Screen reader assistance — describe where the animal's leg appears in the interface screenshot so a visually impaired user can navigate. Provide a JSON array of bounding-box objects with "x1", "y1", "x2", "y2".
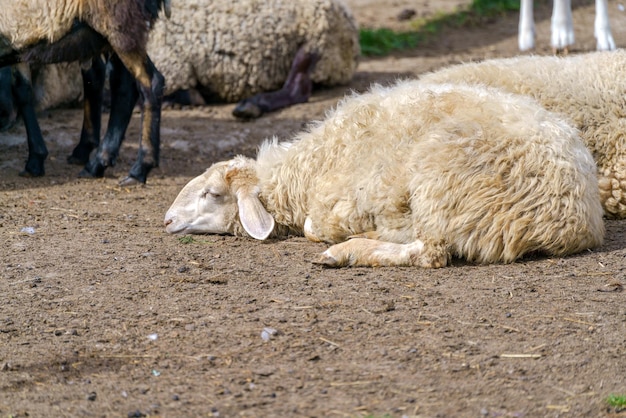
[
  {"x1": 0, "y1": 67, "x2": 17, "y2": 130},
  {"x1": 113, "y1": 53, "x2": 164, "y2": 185},
  {"x1": 594, "y1": 0, "x2": 615, "y2": 51},
  {"x1": 232, "y1": 46, "x2": 320, "y2": 119},
  {"x1": 12, "y1": 65, "x2": 48, "y2": 177},
  {"x1": 316, "y1": 238, "x2": 450, "y2": 268},
  {"x1": 80, "y1": 55, "x2": 138, "y2": 178},
  {"x1": 551, "y1": 0, "x2": 575, "y2": 52},
  {"x1": 68, "y1": 56, "x2": 106, "y2": 165},
  {"x1": 518, "y1": 0, "x2": 535, "y2": 51}
]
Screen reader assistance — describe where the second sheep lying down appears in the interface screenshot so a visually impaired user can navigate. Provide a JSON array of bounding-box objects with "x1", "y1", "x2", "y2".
[
  {"x1": 419, "y1": 50, "x2": 626, "y2": 218},
  {"x1": 149, "y1": 0, "x2": 360, "y2": 117},
  {"x1": 164, "y1": 81, "x2": 604, "y2": 268}
]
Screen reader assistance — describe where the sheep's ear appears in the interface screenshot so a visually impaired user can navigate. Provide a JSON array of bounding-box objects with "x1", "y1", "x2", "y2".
[{"x1": 237, "y1": 191, "x2": 275, "y2": 240}]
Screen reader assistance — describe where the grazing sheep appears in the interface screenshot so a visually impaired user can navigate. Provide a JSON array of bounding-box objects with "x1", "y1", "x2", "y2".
[
  {"x1": 519, "y1": 0, "x2": 614, "y2": 51},
  {"x1": 0, "y1": 0, "x2": 170, "y2": 184},
  {"x1": 164, "y1": 81, "x2": 604, "y2": 268},
  {"x1": 419, "y1": 50, "x2": 626, "y2": 218}
]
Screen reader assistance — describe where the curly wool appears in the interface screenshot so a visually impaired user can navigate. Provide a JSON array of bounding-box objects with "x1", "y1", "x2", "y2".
[
  {"x1": 253, "y1": 81, "x2": 604, "y2": 264},
  {"x1": 419, "y1": 50, "x2": 626, "y2": 218},
  {"x1": 0, "y1": 0, "x2": 81, "y2": 50},
  {"x1": 147, "y1": 0, "x2": 360, "y2": 101}
]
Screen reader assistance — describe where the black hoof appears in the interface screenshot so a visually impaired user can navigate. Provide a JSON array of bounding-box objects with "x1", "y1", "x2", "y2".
[
  {"x1": 232, "y1": 101, "x2": 263, "y2": 119},
  {"x1": 119, "y1": 176, "x2": 144, "y2": 187},
  {"x1": 19, "y1": 168, "x2": 44, "y2": 177},
  {"x1": 20, "y1": 157, "x2": 46, "y2": 177},
  {"x1": 79, "y1": 160, "x2": 107, "y2": 178}
]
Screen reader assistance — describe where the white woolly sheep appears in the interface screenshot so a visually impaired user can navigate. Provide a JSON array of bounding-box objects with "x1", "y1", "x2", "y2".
[
  {"x1": 163, "y1": 81, "x2": 604, "y2": 268},
  {"x1": 419, "y1": 50, "x2": 626, "y2": 219},
  {"x1": 147, "y1": 0, "x2": 360, "y2": 117},
  {"x1": 519, "y1": 0, "x2": 614, "y2": 51},
  {"x1": 0, "y1": 0, "x2": 170, "y2": 183}
]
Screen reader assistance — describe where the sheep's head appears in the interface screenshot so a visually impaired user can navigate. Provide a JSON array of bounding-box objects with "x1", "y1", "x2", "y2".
[{"x1": 164, "y1": 156, "x2": 275, "y2": 239}]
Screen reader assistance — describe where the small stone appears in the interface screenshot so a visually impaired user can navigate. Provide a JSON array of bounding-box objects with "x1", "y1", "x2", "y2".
[
  {"x1": 261, "y1": 327, "x2": 278, "y2": 341},
  {"x1": 87, "y1": 392, "x2": 97, "y2": 401}
]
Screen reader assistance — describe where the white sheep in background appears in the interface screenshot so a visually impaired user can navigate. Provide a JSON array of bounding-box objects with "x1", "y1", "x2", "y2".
[
  {"x1": 419, "y1": 50, "x2": 626, "y2": 218},
  {"x1": 148, "y1": 0, "x2": 360, "y2": 117},
  {"x1": 164, "y1": 81, "x2": 604, "y2": 268},
  {"x1": 519, "y1": 0, "x2": 615, "y2": 51},
  {"x1": 31, "y1": 63, "x2": 83, "y2": 111}
]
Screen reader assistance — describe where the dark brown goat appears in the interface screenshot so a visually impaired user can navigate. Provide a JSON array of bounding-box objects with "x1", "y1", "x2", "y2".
[{"x1": 0, "y1": 0, "x2": 171, "y2": 184}]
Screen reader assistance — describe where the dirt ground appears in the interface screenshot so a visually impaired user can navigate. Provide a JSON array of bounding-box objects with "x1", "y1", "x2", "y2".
[{"x1": 2, "y1": 1, "x2": 626, "y2": 417}]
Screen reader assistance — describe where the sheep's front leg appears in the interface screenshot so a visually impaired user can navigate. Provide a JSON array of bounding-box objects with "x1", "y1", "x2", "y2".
[
  {"x1": 232, "y1": 46, "x2": 320, "y2": 118},
  {"x1": 316, "y1": 238, "x2": 450, "y2": 268}
]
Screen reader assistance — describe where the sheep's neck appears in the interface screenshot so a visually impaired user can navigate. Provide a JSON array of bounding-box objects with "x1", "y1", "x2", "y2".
[{"x1": 258, "y1": 162, "x2": 312, "y2": 237}]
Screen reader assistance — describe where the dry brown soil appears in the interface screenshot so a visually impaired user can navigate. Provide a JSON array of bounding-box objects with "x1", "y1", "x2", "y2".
[{"x1": 2, "y1": 1, "x2": 626, "y2": 417}]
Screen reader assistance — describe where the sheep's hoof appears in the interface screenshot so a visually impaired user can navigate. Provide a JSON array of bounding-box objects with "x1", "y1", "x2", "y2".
[
  {"x1": 119, "y1": 176, "x2": 144, "y2": 187},
  {"x1": 232, "y1": 101, "x2": 263, "y2": 119},
  {"x1": 19, "y1": 168, "x2": 44, "y2": 178},
  {"x1": 313, "y1": 253, "x2": 343, "y2": 268},
  {"x1": 78, "y1": 161, "x2": 106, "y2": 178},
  {"x1": 19, "y1": 156, "x2": 46, "y2": 177}
]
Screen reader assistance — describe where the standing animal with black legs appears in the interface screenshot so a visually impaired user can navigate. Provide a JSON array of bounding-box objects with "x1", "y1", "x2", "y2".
[{"x1": 0, "y1": 0, "x2": 170, "y2": 184}]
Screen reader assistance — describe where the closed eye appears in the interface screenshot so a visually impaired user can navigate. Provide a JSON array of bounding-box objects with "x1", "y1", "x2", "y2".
[{"x1": 202, "y1": 189, "x2": 222, "y2": 199}]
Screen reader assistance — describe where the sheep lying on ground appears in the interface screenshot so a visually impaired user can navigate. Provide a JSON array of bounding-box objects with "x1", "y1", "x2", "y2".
[
  {"x1": 419, "y1": 50, "x2": 626, "y2": 218},
  {"x1": 519, "y1": 0, "x2": 614, "y2": 51},
  {"x1": 0, "y1": 0, "x2": 170, "y2": 184},
  {"x1": 164, "y1": 81, "x2": 604, "y2": 268},
  {"x1": 146, "y1": 0, "x2": 360, "y2": 118},
  {"x1": 31, "y1": 63, "x2": 83, "y2": 111}
]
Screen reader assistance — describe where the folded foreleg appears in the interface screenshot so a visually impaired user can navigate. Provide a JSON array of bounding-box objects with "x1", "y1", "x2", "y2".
[{"x1": 317, "y1": 238, "x2": 450, "y2": 268}]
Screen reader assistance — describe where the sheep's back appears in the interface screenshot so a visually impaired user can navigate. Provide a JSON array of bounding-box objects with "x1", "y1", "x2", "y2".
[
  {"x1": 420, "y1": 50, "x2": 626, "y2": 218},
  {"x1": 148, "y1": 0, "x2": 360, "y2": 100},
  {"x1": 261, "y1": 81, "x2": 604, "y2": 263}
]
